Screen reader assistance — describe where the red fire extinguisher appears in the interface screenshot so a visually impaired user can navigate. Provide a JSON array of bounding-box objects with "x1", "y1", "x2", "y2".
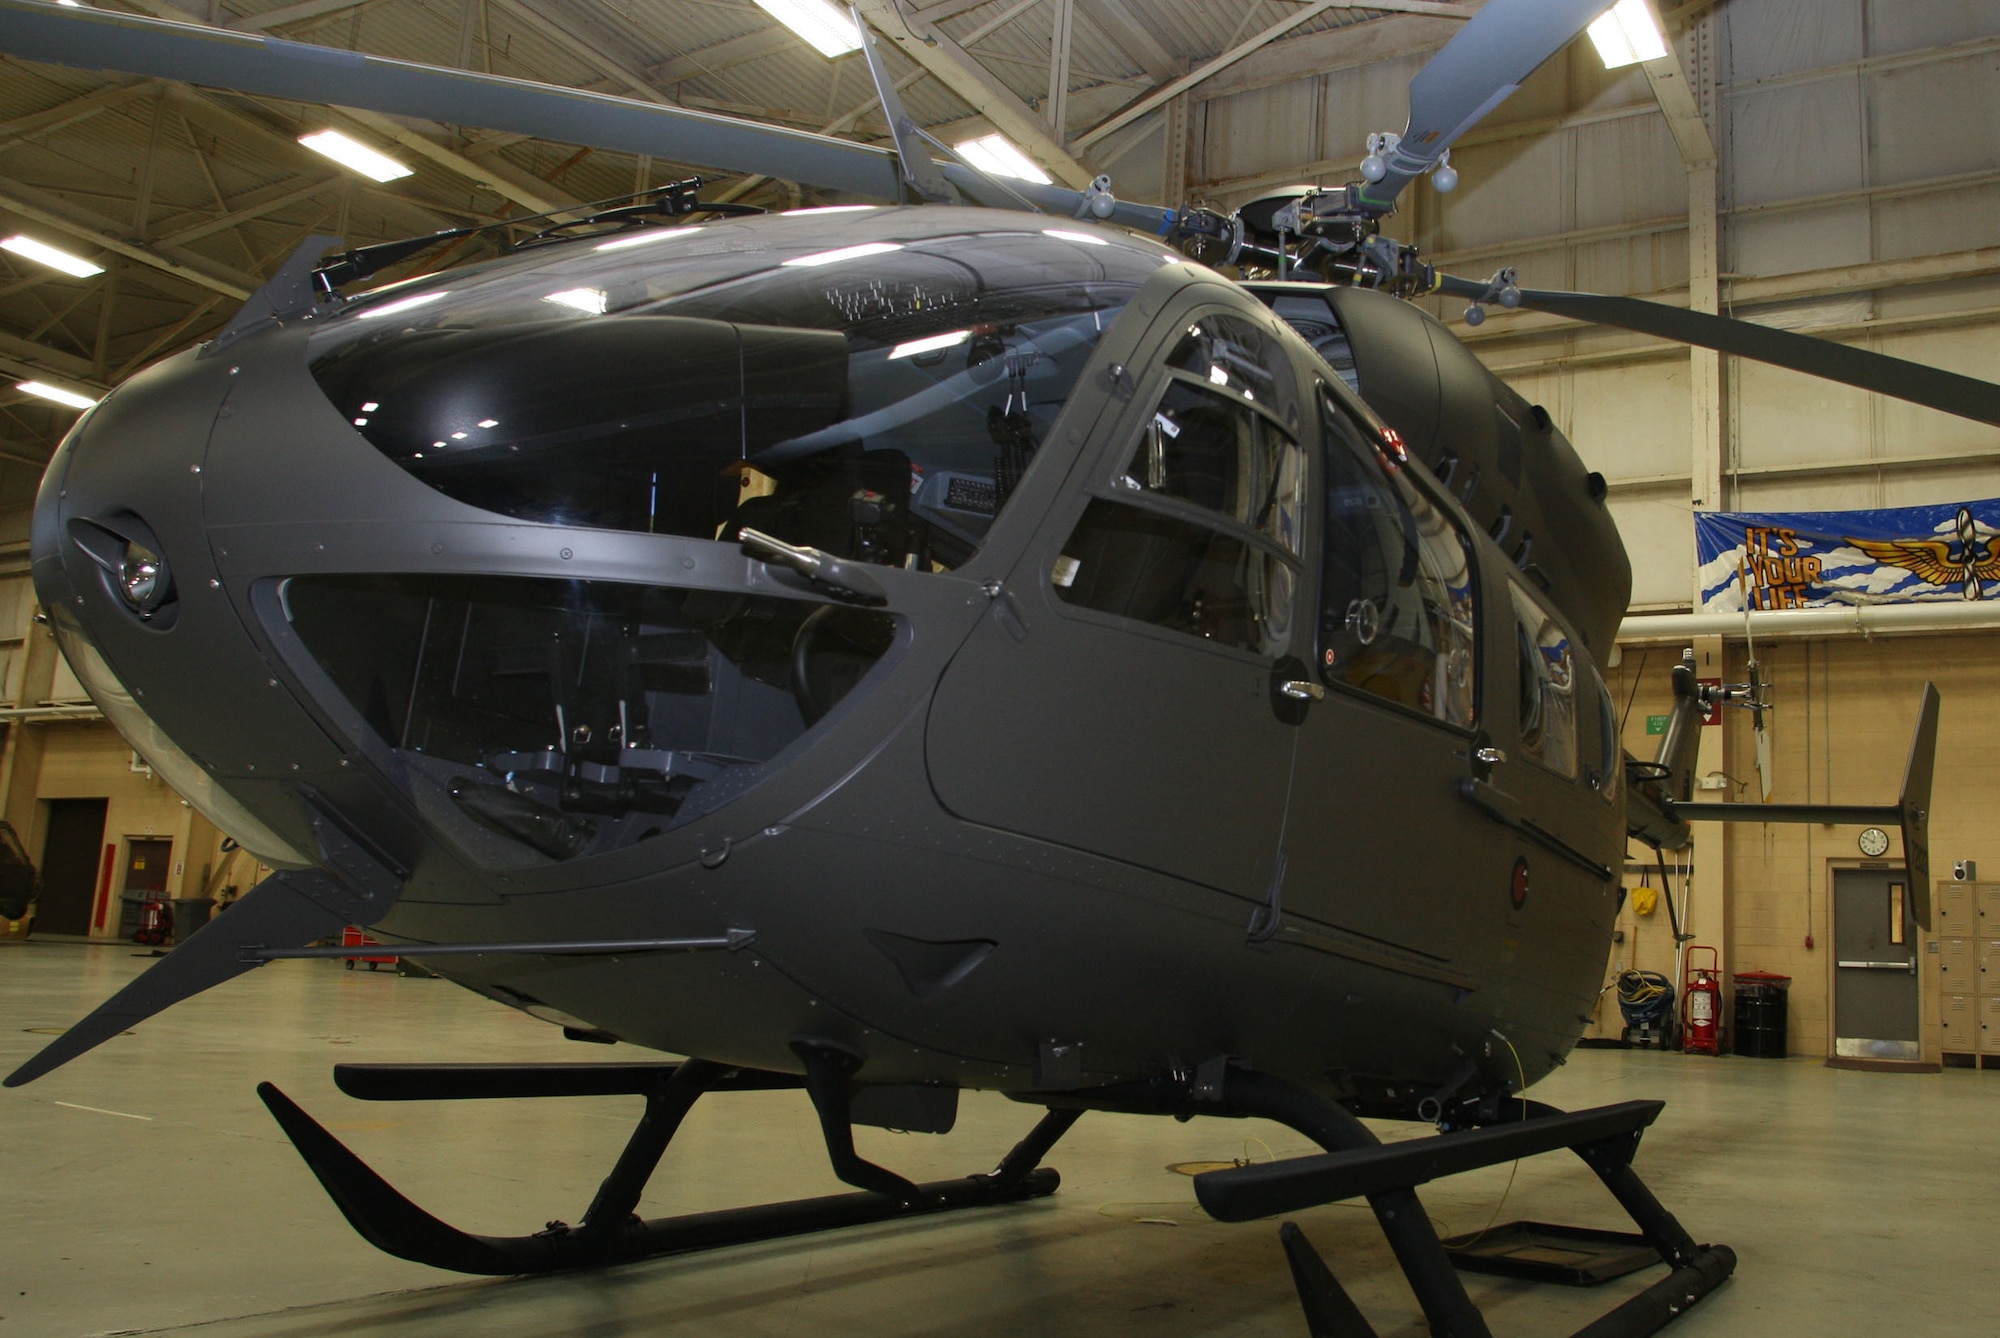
[{"x1": 1682, "y1": 945, "x2": 1721, "y2": 1055}]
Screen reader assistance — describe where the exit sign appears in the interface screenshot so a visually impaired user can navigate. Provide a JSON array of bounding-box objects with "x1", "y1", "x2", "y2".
[{"x1": 1645, "y1": 714, "x2": 1669, "y2": 734}]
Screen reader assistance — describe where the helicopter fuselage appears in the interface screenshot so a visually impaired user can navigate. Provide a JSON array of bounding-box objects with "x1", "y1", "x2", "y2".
[{"x1": 34, "y1": 207, "x2": 1629, "y2": 1114}]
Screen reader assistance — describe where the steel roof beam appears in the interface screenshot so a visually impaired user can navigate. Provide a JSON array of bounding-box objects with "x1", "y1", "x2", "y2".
[
  {"x1": 1077, "y1": 1, "x2": 1479, "y2": 149},
  {"x1": 0, "y1": 328, "x2": 98, "y2": 384},
  {"x1": 0, "y1": 178, "x2": 253, "y2": 299},
  {"x1": 852, "y1": 0, "x2": 1094, "y2": 188}
]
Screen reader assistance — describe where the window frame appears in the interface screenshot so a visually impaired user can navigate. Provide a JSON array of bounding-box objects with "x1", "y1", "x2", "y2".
[
  {"x1": 1507, "y1": 574, "x2": 1582, "y2": 780},
  {"x1": 1044, "y1": 301, "x2": 1310, "y2": 663},
  {"x1": 1311, "y1": 380, "x2": 1482, "y2": 737}
]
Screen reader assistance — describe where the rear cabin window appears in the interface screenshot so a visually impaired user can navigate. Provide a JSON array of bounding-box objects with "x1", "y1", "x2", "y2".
[
  {"x1": 1317, "y1": 389, "x2": 1476, "y2": 727},
  {"x1": 1511, "y1": 580, "x2": 1577, "y2": 776}
]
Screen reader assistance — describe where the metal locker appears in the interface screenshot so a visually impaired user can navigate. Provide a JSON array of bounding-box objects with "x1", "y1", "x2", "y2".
[
  {"x1": 1979, "y1": 939, "x2": 2000, "y2": 996},
  {"x1": 1941, "y1": 993, "x2": 1975, "y2": 1052},
  {"x1": 1975, "y1": 882, "x2": 2000, "y2": 928},
  {"x1": 1981, "y1": 995, "x2": 2000, "y2": 1055},
  {"x1": 1936, "y1": 880, "x2": 1976, "y2": 933},
  {"x1": 1939, "y1": 937, "x2": 1975, "y2": 993}
]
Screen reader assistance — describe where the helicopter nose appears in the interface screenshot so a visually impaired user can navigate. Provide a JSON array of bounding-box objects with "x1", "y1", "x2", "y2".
[{"x1": 33, "y1": 348, "x2": 343, "y2": 867}]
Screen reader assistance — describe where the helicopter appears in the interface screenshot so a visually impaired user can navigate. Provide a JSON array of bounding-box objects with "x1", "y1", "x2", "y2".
[{"x1": 0, "y1": 0, "x2": 1968, "y2": 1333}]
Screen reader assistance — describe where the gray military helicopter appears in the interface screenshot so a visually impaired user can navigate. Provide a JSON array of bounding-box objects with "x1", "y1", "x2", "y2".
[{"x1": 0, "y1": 1, "x2": 1966, "y2": 1333}]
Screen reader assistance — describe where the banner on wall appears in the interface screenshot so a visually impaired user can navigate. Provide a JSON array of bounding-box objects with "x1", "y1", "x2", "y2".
[{"x1": 1694, "y1": 497, "x2": 2000, "y2": 612}]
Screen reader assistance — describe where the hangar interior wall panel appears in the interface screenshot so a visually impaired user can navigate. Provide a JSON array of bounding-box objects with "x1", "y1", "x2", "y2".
[{"x1": 1600, "y1": 633, "x2": 2000, "y2": 1057}]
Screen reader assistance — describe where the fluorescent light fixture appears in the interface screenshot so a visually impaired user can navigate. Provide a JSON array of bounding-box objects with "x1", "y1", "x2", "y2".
[
  {"x1": 16, "y1": 380, "x2": 97, "y2": 410},
  {"x1": 1, "y1": 234, "x2": 103, "y2": 278},
  {"x1": 298, "y1": 129, "x2": 413, "y2": 182},
  {"x1": 782, "y1": 241, "x2": 903, "y2": 268},
  {"x1": 357, "y1": 291, "x2": 447, "y2": 320},
  {"x1": 783, "y1": 205, "x2": 878, "y2": 215},
  {"x1": 889, "y1": 330, "x2": 970, "y2": 360},
  {"x1": 753, "y1": 0, "x2": 861, "y2": 58},
  {"x1": 955, "y1": 134, "x2": 1052, "y2": 185},
  {"x1": 543, "y1": 287, "x2": 608, "y2": 313},
  {"x1": 1044, "y1": 228, "x2": 1108, "y2": 247},
  {"x1": 595, "y1": 225, "x2": 702, "y2": 252},
  {"x1": 1588, "y1": 0, "x2": 1667, "y2": 68}
]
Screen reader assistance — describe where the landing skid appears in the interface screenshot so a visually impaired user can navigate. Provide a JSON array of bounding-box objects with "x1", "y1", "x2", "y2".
[
  {"x1": 263, "y1": 1056, "x2": 1731, "y2": 1335},
  {"x1": 1033, "y1": 1073, "x2": 1734, "y2": 1338},
  {"x1": 257, "y1": 1054, "x2": 1075, "y2": 1276}
]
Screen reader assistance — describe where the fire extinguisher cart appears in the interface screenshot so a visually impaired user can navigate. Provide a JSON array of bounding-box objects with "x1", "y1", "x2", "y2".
[
  {"x1": 1682, "y1": 945, "x2": 1723, "y2": 1055},
  {"x1": 340, "y1": 925, "x2": 397, "y2": 970}
]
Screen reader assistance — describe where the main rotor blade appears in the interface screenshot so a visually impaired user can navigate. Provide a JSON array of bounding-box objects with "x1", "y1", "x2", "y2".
[
  {"x1": 0, "y1": 0, "x2": 902, "y2": 199},
  {"x1": 1359, "y1": 0, "x2": 1614, "y2": 213},
  {"x1": 1440, "y1": 276, "x2": 2000, "y2": 430}
]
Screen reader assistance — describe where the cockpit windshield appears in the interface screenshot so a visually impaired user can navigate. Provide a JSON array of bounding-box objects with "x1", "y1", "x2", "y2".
[{"x1": 306, "y1": 209, "x2": 1175, "y2": 570}]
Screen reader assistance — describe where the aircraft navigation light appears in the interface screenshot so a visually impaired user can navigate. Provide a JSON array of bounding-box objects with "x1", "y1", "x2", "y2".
[
  {"x1": 954, "y1": 134, "x2": 1053, "y2": 185},
  {"x1": 297, "y1": 129, "x2": 414, "y2": 182},
  {"x1": 752, "y1": 0, "x2": 861, "y2": 58},
  {"x1": 781, "y1": 242, "x2": 903, "y2": 268},
  {"x1": 594, "y1": 225, "x2": 703, "y2": 252},
  {"x1": 356, "y1": 291, "x2": 448, "y2": 320},
  {"x1": 889, "y1": 330, "x2": 971, "y2": 360},
  {"x1": 1588, "y1": 0, "x2": 1667, "y2": 68},
  {"x1": 544, "y1": 287, "x2": 608, "y2": 313},
  {"x1": 1, "y1": 235, "x2": 103, "y2": 278},
  {"x1": 15, "y1": 380, "x2": 97, "y2": 410}
]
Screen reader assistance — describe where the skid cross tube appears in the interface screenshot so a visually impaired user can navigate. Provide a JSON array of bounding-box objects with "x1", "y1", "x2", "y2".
[{"x1": 258, "y1": 1058, "x2": 1075, "y2": 1275}]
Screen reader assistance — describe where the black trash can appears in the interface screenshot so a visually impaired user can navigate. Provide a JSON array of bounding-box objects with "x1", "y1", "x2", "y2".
[
  {"x1": 170, "y1": 897, "x2": 215, "y2": 941},
  {"x1": 1732, "y1": 971, "x2": 1791, "y2": 1058}
]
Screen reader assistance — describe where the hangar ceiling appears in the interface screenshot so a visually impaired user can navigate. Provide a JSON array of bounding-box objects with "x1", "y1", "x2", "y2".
[{"x1": 0, "y1": 0, "x2": 1483, "y2": 469}]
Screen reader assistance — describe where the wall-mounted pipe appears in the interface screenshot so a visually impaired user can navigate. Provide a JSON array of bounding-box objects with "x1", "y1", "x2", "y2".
[{"x1": 1619, "y1": 599, "x2": 2000, "y2": 644}]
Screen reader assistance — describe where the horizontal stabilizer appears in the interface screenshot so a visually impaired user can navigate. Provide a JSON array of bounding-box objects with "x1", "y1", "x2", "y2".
[
  {"x1": 5, "y1": 868, "x2": 380, "y2": 1087},
  {"x1": 1673, "y1": 682, "x2": 1940, "y2": 928}
]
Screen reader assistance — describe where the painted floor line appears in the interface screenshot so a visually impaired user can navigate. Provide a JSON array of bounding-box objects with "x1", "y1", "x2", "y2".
[{"x1": 54, "y1": 1099, "x2": 153, "y2": 1120}]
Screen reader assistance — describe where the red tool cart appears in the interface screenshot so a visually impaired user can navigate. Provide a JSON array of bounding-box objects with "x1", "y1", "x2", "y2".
[{"x1": 341, "y1": 925, "x2": 397, "y2": 970}]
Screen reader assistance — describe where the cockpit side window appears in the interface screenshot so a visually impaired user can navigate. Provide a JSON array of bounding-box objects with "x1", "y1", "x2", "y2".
[
  {"x1": 1052, "y1": 308, "x2": 1304, "y2": 659},
  {"x1": 1318, "y1": 388, "x2": 1476, "y2": 728}
]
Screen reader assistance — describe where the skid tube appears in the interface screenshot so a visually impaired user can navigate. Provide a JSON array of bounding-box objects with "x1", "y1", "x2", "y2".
[
  {"x1": 258, "y1": 1056, "x2": 1077, "y2": 1275},
  {"x1": 1032, "y1": 1070, "x2": 1733, "y2": 1338}
]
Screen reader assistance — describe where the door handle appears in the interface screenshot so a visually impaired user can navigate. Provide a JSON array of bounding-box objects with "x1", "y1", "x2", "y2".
[
  {"x1": 1279, "y1": 680, "x2": 1325, "y2": 701},
  {"x1": 1835, "y1": 960, "x2": 1914, "y2": 970}
]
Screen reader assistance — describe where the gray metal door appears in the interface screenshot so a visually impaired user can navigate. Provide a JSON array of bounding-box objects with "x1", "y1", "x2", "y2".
[{"x1": 1833, "y1": 866, "x2": 1921, "y2": 1060}]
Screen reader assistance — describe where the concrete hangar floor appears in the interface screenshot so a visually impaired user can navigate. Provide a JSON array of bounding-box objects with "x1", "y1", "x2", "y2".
[{"x1": 2, "y1": 939, "x2": 1990, "y2": 1338}]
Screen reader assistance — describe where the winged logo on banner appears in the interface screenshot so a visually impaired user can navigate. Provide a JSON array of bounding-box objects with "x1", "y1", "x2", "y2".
[{"x1": 1846, "y1": 506, "x2": 2000, "y2": 600}]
